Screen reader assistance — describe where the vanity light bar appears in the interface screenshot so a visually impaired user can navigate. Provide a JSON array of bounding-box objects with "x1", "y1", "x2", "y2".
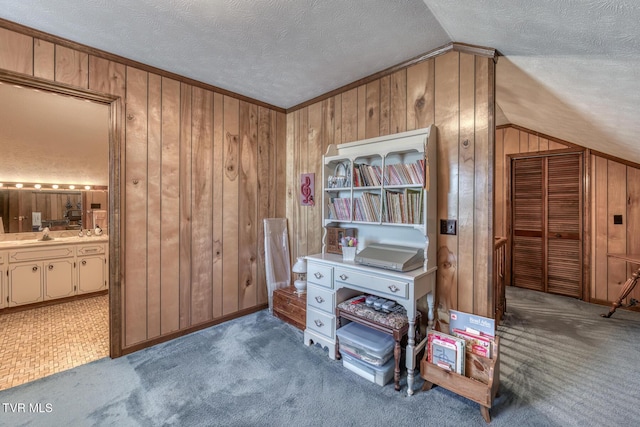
[{"x1": 0, "y1": 182, "x2": 107, "y2": 191}]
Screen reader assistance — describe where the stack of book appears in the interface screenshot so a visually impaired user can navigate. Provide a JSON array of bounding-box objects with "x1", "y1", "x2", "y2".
[
  {"x1": 353, "y1": 163, "x2": 383, "y2": 187},
  {"x1": 382, "y1": 188, "x2": 423, "y2": 224},
  {"x1": 384, "y1": 159, "x2": 425, "y2": 186},
  {"x1": 353, "y1": 192, "x2": 381, "y2": 222},
  {"x1": 327, "y1": 197, "x2": 351, "y2": 221}
]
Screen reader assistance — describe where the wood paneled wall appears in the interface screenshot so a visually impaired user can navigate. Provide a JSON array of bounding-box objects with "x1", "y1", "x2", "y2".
[
  {"x1": 591, "y1": 155, "x2": 640, "y2": 306},
  {"x1": 0, "y1": 24, "x2": 287, "y2": 351},
  {"x1": 286, "y1": 50, "x2": 496, "y2": 319},
  {"x1": 496, "y1": 124, "x2": 640, "y2": 307}
]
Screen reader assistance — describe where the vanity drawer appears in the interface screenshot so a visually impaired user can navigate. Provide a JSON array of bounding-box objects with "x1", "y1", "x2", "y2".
[
  {"x1": 77, "y1": 244, "x2": 107, "y2": 256},
  {"x1": 9, "y1": 246, "x2": 74, "y2": 263},
  {"x1": 307, "y1": 262, "x2": 333, "y2": 289},
  {"x1": 334, "y1": 267, "x2": 409, "y2": 300},
  {"x1": 307, "y1": 285, "x2": 335, "y2": 314},
  {"x1": 306, "y1": 307, "x2": 335, "y2": 339}
]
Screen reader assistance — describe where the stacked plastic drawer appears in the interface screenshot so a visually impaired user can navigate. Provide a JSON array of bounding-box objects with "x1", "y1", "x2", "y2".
[{"x1": 336, "y1": 322, "x2": 395, "y2": 386}]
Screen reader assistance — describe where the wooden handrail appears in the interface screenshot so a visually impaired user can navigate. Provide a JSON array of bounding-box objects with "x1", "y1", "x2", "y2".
[{"x1": 494, "y1": 237, "x2": 507, "y2": 322}]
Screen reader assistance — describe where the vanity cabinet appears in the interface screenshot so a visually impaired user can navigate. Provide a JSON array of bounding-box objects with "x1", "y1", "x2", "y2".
[
  {"x1": 1, "y1": 238, "x2": 108, "y2": 309},
  {"x1": 7, "y1": 245, "x2": 75, "y2": 306},
  {"x1": 77, "y1": 243, "x2": 107, "y2": 294}
]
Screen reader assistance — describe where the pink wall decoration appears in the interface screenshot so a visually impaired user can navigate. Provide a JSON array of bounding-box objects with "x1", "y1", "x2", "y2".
[{"x1": 300, "y1": 173, "x2": 315, "y2": 206}]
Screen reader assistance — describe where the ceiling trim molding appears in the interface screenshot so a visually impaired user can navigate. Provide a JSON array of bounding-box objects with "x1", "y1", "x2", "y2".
[
  {"x1": 498, "y1": 123, "x2": 640, "y2": 170},
  {"x1": 0, "y1": 18, "x2": 286, "y2": 113},
  {"x1": 287, "y1": 42, "x2": 496, "y2": 113}
]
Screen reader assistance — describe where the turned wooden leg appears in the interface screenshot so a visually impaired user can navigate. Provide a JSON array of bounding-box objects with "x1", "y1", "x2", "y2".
[
  {"x1": 602, "y1": 267, "x2": 640, "y2": 318},
  {"x1": 394, "y1": 340, "x2": 401, "y2": 391}
]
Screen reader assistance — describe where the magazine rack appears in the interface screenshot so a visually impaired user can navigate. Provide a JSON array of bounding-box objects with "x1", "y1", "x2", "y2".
[{"x1": 420, "y1": 337, "x2": 500, "y2": 423}]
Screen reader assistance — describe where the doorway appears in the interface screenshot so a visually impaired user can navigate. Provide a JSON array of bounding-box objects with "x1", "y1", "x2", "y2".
[
  {"x1": 510, "y1": 152, "x2": 584, "y2": 298},
  {"x1": 0, "y1": 70, "x2": 122, "y2": 389}
]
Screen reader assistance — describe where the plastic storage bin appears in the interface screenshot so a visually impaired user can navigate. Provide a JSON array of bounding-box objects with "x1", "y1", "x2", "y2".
[
  {"x1": 336, "y1": 322, "x2": 395, "y2": 366},
  {"x1": 342, "y1": 353, "x2": 395, "y2": 386}
]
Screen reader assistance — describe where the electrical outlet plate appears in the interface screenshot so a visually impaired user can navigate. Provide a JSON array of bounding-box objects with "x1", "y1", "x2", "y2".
[{"x1": 440, "y1": 219, "x2": 457, "y2": 235}]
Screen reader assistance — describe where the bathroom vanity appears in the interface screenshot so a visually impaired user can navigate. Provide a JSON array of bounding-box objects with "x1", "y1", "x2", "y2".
[{"x1": 0, "y1": 235, "x2": 108, "y2": 309}]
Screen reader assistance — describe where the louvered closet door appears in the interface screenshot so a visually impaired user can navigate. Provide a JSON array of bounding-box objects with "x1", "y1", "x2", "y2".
[
  {"x1": 547, "y1": 155, "x2": 582, "y2": 297},
  {"x1": 512, "y1": 157, "x2": 545, "y2": 292},
  {"x1": 511, "y1": 153, "x2": 583, "y2": 298}
]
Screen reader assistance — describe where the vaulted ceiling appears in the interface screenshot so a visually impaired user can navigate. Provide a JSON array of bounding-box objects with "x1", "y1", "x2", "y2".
[{"x1": 1, "y1": 0, "x2": 638, "y2": 162}]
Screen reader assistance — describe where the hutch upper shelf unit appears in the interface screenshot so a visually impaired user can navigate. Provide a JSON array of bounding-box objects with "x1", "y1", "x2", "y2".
[{"x1": 322, "y1": 125, "x2": 437, "y2": 262}]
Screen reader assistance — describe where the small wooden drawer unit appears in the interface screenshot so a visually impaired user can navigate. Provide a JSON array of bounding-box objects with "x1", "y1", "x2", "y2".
[{"x1": 272, "y1": 285, "x2": 306, "y2": 330}]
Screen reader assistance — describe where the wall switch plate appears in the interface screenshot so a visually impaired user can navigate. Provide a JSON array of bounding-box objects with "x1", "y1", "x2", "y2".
[{"x1": 440, "y1": 219, "x2": 457, "y2": 235}]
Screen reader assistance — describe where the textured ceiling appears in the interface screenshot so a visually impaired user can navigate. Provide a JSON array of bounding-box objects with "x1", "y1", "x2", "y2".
[{"x1": 0, "y1": 0, "x2": 639, "y2": 162}]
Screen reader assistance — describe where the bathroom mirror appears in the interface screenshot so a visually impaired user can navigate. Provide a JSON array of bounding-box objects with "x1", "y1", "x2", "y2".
[
  {"x1": 0, "y1": 75, "x2": 109, "y2": 234},
  {"x1": 0, "y1": 188, "x2": 108, "y2": 233}
]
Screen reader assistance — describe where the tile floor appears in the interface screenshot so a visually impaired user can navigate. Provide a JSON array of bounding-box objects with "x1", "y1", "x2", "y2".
[{"x1": 0, "y1": 294, "x2": 109, "y2": 391}]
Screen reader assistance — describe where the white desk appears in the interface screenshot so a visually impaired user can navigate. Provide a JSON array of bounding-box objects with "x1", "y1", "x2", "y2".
[{"x1": 303, "y1": 253, "x2": 436, "y2": 396}]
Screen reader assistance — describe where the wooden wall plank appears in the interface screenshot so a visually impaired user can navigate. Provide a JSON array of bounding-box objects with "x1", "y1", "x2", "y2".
[
  {"x1": 341, "y1": 88, "x2": 358, "y2": 143},
  {"x1": 257, "y1": 106, "x2": 272, "y2": 306},
  {"x1": 495, "y1": 128, "x2": 505, "y2": 238},
  {"x1": 527, "y1": 133, "x2": 539, "y2": 152},
  {"x1": 146, "y1": 73, "x2": 162, "y2": 338},
  {"x1": 275, "y1": 111, "x2": 287, "y2": 219},
  {"x1": 379, "y1": 75, "x2": 390, "y2": 136},
  {"x1": 88, "y1": 56, "x2": 126, "y2": 96},
  {"x1": 285, "y1": 111, "x2": 296, "y2": 258},
  {"x1": 365, "y1": 80, "x2": 380, "y2": 139},
  {"x1": 238, "y1": 101, "x2": 258, "y2": 310},
  {"x1": 222, "y1": 95, "x2": 240, "y2": 315},
  {"x1": 191, "y1": 87, "x2": 214, "y2": 323},
  {"x1": 457, "y1": 53, "x2": 474, "y2": 314},
  {"x1": 549, "y1": 140, "x2": 567, "y2": 150},
  {"x1": 539, "y1": 137, "x2": 549, "y2": 151},
  {"x1": 0, "y1": 28, "x2": 33, "y2": 74},
  {"x1": 626, "y1": 166, "x2": 640, "y2": 301},
  {"x1": 357, "y1": 85, "x2": 366, "y2": 140},
  {"x1": 179, "y1": 83, "x2": 193, "y2": 328},
  {"x1": 333, "y1": 94, "x2": 342, "y2": 145},
  {"x1": 434, "y1": 52, "x2": 459, "y2": 316},
  {"x1": 124, "y1": 66, "x2": 149, "y2": 346},
  {"x1": 607, "y1": 160, "x2": 627, "y2": 302},
  {"x1": 160, "y1": 77, "x2": 181, "y2": 334},
  {"x1": 307, "y1": 102, "x2": 323, "y2": 256},
  {"x1": 390, "y1": 70, "x2": 407, "y2": 134},
  {"x1": 296, "y1": 108, "x2": 309, "y2": 258},
  {"x1": 406, "y1": 59, "x2": 435, "y2": 130},
  {"x1": 33, "y1": 39, "x2": 54, "y2": 80},
  {"x1": 212, "y1": 93, "x2": 224, "y2": 318},
  {"x1": 473, "y1": 56, "x2": 493, "y2": 317},
  {"x1": 592, "y1": 155, "x2": 606, "y2": 300},
  {"x1": 55, "y1": 45, "x2": 88, "y2": 88}
]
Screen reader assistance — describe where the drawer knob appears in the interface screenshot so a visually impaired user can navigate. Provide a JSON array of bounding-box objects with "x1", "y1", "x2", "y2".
[
  {"x1": 48, "y1": 264, "x2": 54, "y2": 270},
  {"x1": 339, "y1": 274, "x2": 348, "y2": 280},
  {"x1": 82, "y1": 260, "x2": 87, "y2": 266},
  {"x1": 315, "y1": 296, "x2": 325, "y2": 303},
  {"x1": 32, "y1": 266, "x2": 38, "y2": 272},
  {"x1": 314, "y1": 319, "x2": 324, "y2": 328},
  {"x1": 388, "y1": 284, "x2": 399, "y2": 292},
  {"x1": 314, "y1": 272, "x2": 323, "y2": 279}
]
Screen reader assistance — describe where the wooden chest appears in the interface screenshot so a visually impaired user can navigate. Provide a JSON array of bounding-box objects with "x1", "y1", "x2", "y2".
[{"x1": 273, "y1": 286, "x2": 306, "y2": 330}]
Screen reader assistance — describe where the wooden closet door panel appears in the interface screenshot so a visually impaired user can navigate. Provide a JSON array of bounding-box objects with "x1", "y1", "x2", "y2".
[
  {"x1": 547, "y1": 154, "x2": 582, "y2": 297},
  {"x1": 512, "y1": 157, "x2": 544, "y2": 291}
]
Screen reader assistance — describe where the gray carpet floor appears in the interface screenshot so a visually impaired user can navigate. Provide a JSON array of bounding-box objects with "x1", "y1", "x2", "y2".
[{"x1": 1, "y1": 286, "x2": 639, "y2": 426}]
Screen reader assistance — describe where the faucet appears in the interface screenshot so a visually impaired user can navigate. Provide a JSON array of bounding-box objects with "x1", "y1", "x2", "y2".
[{"x1": 41, "y1": 227, "x2": 52, "y2": 241}]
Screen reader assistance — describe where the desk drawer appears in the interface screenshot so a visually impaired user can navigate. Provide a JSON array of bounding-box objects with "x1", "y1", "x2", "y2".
[
  {"x1": 307, "y1": 285, "x2": 335, "y2": 314},
  {"x1": 334, "y1": 267, "x2": 408, "y2": 300},
  {"x1": 306, "y1": 307, "x2": 335, "y2": 339},
  {"x1": 307, "y1": 262, "x2": 333, "y2": 289}
]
